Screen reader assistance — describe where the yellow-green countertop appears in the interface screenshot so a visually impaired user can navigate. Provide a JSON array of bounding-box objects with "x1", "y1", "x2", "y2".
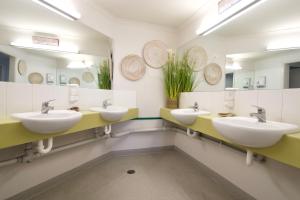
[
  {"x1": 160, "y1": 108, "x2": 300, "y2": 169},
  {"x1": 0, "y1": 108, "x2": 139, "y2": 149}
]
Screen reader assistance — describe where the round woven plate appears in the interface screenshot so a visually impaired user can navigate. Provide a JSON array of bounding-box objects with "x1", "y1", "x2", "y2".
[
  {"x1": 143, "y1": 40, "x2": 168, "y2": 69},
  {"x1": 69, "y1": 77, "x2": 81, "y2": 85},
  {"x1": 204, "y1": 63, "x2": 222, "y2": 85},
  {"x1": 121, "y1": 54, "x2": 146, "y2": 81},
  {"x1": 18, "y1": 60, "x2": 27, "y2": 76},
  {"x1": 187, "y1": 46, "x2": 208, "y2": 71},
  {"x1": 82, "y1": 71, "x2": 95, "y2": 83},
  {"x1": 28, "y1": 72, "x2": 43, "y2": 84}
]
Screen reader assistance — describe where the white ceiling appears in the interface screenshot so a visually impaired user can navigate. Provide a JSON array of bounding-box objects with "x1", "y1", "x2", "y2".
[
  {"x1": 90, "y1": 0, "x2": 209, "y2": 27},
  {"x1": 213, "y1": 0, "x2": 300, "y2": 37}
]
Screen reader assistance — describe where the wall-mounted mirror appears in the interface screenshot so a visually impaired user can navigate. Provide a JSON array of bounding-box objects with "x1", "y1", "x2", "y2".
[
  {"x1": 0, "y1": 0, "x2": 112, "y2": 89},
  {"x1": 225, "y1": 49, "x2": 300, "y2": 90}
]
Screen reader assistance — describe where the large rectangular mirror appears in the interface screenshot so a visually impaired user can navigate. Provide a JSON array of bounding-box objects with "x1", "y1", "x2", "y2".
[
  {"x1": 225, "y1": 49, "x2": 300, "y2": 90},
  {"x1": 0, "y1": 0, "x2": 112, "y2": 89}
]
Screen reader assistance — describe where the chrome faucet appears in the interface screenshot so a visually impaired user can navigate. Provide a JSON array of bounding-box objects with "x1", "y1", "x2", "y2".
[
  {"x1": 250, "y1": 105, "x2": 266, "y2": 123},
  {"x1": 41, "y1": 99, "x2": 55, "y2": 114},
  {"x1": 102, "y1": 99, "x2": 112, "y2": 109},
  {"x1": 192, "y1": 102, "x2": 199, "y2": 112}
]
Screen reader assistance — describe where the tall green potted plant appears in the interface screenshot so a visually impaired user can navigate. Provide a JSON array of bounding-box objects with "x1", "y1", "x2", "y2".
[
  {"x1": 98, "y1": 60, "x2": 112, "y2": 89},
  {"x1": 163, "y1": 53, "x2": 181, "y2": 108},
  {"x1": 163, "y1": 51, "x2": 196, "y2": 109}
]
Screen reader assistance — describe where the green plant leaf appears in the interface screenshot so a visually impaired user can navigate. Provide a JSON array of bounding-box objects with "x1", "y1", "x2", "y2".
[
  {"x1": 162, "y1": 51, "x2": 197, "y2": 99},
  {"x1": 98, "y1": 59, "x2": 111, "y2": 89}
]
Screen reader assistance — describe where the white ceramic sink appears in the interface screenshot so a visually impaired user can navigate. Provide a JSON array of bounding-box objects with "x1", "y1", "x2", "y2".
[
  {"x1": 90, "y1": 106, "x2": 128, "y2": 122},
  {"x1": 13, "y1": 110, "x2": 82, "y2": 134},
  {"x1": 212, "y1": 117, "x2": 298, "y2": 148},
  {"x1": 171, "y1": 108, "x2": 210, "y2": 125}
]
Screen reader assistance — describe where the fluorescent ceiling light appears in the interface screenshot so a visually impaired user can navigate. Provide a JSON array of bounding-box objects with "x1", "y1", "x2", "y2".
[
  {"x1": 10, "y1": 40, "x2": 79, "y2": 54},
  {"x1": 226, "y1": 62, "x2": 242, "y2": 70},
  {"x1": 32, "y1": 0, "x2": 81, "y2": 21},
  {"x1": 266, "y1": 40, "x2": 300, "y2": 51},
  {"x1": 67, "y1": 61, "x2": 92, "y2": 69},
  {"x1": 197, "y1": 0, "x2": 267, "y2": 36}
]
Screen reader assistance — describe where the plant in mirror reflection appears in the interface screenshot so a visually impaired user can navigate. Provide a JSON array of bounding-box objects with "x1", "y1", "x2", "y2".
[
  {"x1": 98, "y1": 59, "x2": 111, "y2": 89},
  {"x1": 163, "y1": 51, "x2": 197, "y2": 108}
]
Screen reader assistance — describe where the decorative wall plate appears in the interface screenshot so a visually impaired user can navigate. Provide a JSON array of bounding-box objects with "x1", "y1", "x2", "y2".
[
  {"x1": 143, "y1": 40, "x2": 168, "y2": 69},
  {"x1": 121, "y1": 54, "x2": 146, "y2": 81},
  {"x1": 204, "y1": 63, "x2": 222, "y2": 85},
  {"x1": 187, "y1": 46, "x2": 208, "y2": 71},
  {"x1": 28, "y1": 72, "x2": 43, "y2": 84},
  {"x1": 18, "y1": 60, "x2": 27, "y2": 76},
  {"x1": 82, "y1": 71, "x2": 95, "y2": 83},
  {"x1": 69, "y1": 77, "x2": 80, "y2": 85}
]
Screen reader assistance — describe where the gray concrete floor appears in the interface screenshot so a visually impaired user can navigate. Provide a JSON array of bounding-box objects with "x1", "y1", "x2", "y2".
[{"x1": 29, "y1": 150, "x2": 254, "y2": 200}]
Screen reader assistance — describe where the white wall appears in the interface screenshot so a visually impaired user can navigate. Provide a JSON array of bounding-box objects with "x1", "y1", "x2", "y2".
[
  {"x1": 178, "y1": 36, "x2": 227, "y2": 92},
  {"x1": 111, "y1": 19, "x2": 177, "y2": 117},
  {"x1": 72, "y1": 1, "x2": 178, "y2": 118}
]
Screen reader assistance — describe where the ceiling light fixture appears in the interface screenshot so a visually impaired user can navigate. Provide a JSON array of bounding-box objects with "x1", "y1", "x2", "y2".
[
  {"x1": 67, "y1": 61, "x2": 92, "y2": 69},
  {"x1": 226, "y1": 62, "x2": 242, "y2": 70},
  {"x1": 10, "y1": 40, "x2": 79, "y2": 54},
  {"x1": 197, "y1": 0, "x2": 267, "y2": 36},
  {"x1": 266, "y1": 40, "x2": 300, "y2": 51},
  {"x1": 32, "y1": 0, "x2": 81, "y2": 21}
]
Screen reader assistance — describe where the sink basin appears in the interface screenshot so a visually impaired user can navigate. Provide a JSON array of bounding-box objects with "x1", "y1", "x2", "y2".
[
  {"x1": 13, "y1": 110, "x2": 82, "y2": 134},
  {"x1": 171, "y1": 108, "x2": 210, "y2": 125},
  {"x1": 90, "y1": 106, "x2": 128, "y2": 122},
  {"x1": 212, "y1": 117, "x2": 298, "y2": 148}
]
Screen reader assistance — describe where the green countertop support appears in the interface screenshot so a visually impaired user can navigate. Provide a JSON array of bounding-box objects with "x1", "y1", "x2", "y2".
[
  {"x1": 160, "y1": 108, "x2": 300, "y2": 169},
  {"x1": 0, "y1": 108, "x2": 139, "y2": 149}
]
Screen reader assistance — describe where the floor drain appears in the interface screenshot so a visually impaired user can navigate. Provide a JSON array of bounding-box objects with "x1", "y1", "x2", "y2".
[{"x1": 127, "y1": 170, "x2": 135, "y2": 174}]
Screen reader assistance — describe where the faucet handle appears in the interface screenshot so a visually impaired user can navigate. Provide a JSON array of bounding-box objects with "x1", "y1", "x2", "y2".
[
  {"x1": 43, "y1": 99, "x2": 56, "y2": 105},
  {"x1": 251, "y1": 105, "x2": 265, "y2": 112}
]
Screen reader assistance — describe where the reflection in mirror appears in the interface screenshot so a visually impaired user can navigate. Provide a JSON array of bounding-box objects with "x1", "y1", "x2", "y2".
[
  {"x1": 0, "y1": 0, "x2": 112, "y2": 89},
  {"x1": 225, "y1": 49, "x2": 300, "y2": 90},
  {"x1": 0, "y1": 45, "x2": 109, "y2": 89}
]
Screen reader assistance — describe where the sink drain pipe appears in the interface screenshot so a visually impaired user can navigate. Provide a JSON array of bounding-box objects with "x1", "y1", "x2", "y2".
[
  {"x1": 36, "y1": 137, "x2": 53, "y2": 154},
  {"x1": 104, "y1": 124, "x2": 112, "y2": 135},
  {"x1": 186, "y1": 128, "x2": 198, "y2": 137},
  {"x1": 246, "y1": 150, "x2": 253, "y2": 166}
]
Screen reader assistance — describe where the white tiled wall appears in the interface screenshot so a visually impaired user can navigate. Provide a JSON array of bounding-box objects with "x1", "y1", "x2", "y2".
[
  {"x1": 234, "y1": 90, "x2": 258, "y2": 117},
  {"x1": 180, "y1": 89, "x2": 300, "y2": 126},
  {"x1": 180, "y1": 91, "x2": 227, "y2": 115},
  {"x1": 0, "y1": 82, "x2": 136, "y2": 119},
  {"x1": 282, "y1": 89, "x2": 300, "y2": 125},
  {"x1": 6, "y1": 82, "x2": 33, "y2": 116},
  {"x1": 112, "y1": 90, "x2": 137, "y2": 108},
  {"x1": 257, "y1": 90, "x2": 283, "y2": 121}
]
